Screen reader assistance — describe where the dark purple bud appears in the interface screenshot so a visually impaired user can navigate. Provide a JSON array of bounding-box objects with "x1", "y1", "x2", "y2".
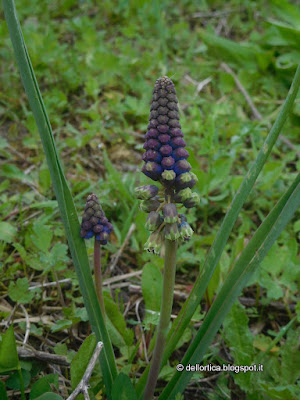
[
  {"x1": 82, "y1": 221, "x2": 92, "y2": 230},
  {"x1": 158, "y1": 97, "x2": 168, "y2": 106},
  {"x1": 90, "y1": 216, "x2": 98, "y2": 225},
  {"x1": 160, "y1": 145, "x2": 173, "y2": 156},
  {"x1": 151, "y1": 101, "x2": 159, "y2": 110},
  {"x1": 173, "y1": 159, "x2": 191, "y2": 175},
  {"x1": 150, "y1": 110, "x2": 158, "y2": 119},
  {"x1": 157, "y1": 115, "x2": 169, "y2": 124},
  {"x1": 99, "y1": 216, "x2": 108, "y2": 224},
  {"x1": 158, "y1": 89, "x2": 168, "y2": 97},
  {"x1": 167, "y1": 93, "x2": 178, "y2": 102},
  {"x1": 135, "y1": 184, "x2": 159, "y2": 200},
  {"x1": 157, "y1": 125, "x2": 169, "y2": 133},
  {"x1": 168, "y1": 110, "x2": 180, "y2": 119},
  {"x1": 169, "y1": 119, "x2": 181, "y2": 128},
  {"x1": 80, "y1": 229, "x2": 87, "y2": 238},
  {"x1": 106, "y1": 222, "x2": 113, "y2": 232},
  {"x1": 148, "y1": 119, "x2": 158, "y2": 128},
  {"x1": 93, "y1": 225, "x2": 104, "y2": 233},
  {"x1": 170, "y1": 128, "x2": 183, "y2": 137},
  {"x1": 163, "y1": 203, "x2": 178, "y2": 223},
  {"x1": 161, "y1": 156, "x2": 175, "y2": 169},
  {"x1": 142, "y1": 162, "x2": 162, "y2": 180},
  {"x1": 84, "y1": 231, "x2": 94, "y2": 239},
  {"x1": 173, "y1": 148, "x2": 189, "y2": 160},
  {"x1": 158, "y1": 134, "x2": 171, "y2": 144},
  {"x1": 143, "y1": 150, "x2": 162, "y2": 163},
  {"x1": 144, "y1": 139, "x2": 160, "y2": 150},
  {"x1": 167, "y1": 102, "x2": 178, "y2": 111},
  {"x1": 145, "y1": 129, "x2": 159, "y2": 139},
  {"x1": 158, "y1": 106, "x2": 168, "y2": 115},
  {"x1": 170, "y1": 137, "x2": 186, "y2": 149}
]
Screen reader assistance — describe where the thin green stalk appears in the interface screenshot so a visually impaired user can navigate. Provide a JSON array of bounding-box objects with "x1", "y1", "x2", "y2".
[
  {"x1": 18, "y1": 368, "x2": 25, "y2": 400},
  {"x1": 136, "y1": 64, "x2": 300, "y2": 397},
  {"x1": 143, "y1": 239, "x2": 178, "y2": 400},
  {"x1": 94, "y1": 240, "x2": 105, "y2": 315}
]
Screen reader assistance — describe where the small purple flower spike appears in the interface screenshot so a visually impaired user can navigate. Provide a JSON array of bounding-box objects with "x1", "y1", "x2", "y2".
[{"x1": 80, "y1": 194, "x2": 113, "y2": 245}]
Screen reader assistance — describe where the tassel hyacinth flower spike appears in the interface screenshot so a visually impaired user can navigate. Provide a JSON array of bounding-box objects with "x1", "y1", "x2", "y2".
[
  {"x1": 135, "y1": 76, "x2": 199, "y2": 253},
  {"x1": 80, "y1": 193, "x2": 113, "y2": 314}
]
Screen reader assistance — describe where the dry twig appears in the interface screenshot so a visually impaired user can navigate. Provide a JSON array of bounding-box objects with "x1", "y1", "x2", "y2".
[{"x1": 66, "y1": 341, "x2": 103, "y2": 400}]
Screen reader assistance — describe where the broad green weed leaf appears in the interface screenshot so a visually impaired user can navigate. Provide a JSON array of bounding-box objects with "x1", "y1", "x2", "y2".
[
  {"x1": 111, "y1": 373, "x2": 137, "y2": 400},
  {"x1": 104, "y1": 294, "x2": 134, "y2": 347},
  {"x1": 142, "y1": 263, "x2": 163, "y2": 312},
  {"x1": 223, "y1": 303, "x2": 254, "y2": 391},
  {"x1": 0, "y1": 325, "x2": 19, "y2": 373},
  {"x1": 8, "y1": 277, "x2": 34, "y2": 304},
  {"x1": 31, "y1": 223, "x2": 53, "y2": 252},
  {"x1": 71, "y1": 334, "x2": 97, "y2": 390},
  {"x1": 30, "y1": 374, "x2": 59, "y2": 399},
  {"x1": 280, "y1": 327, "x2": 300, "y2": 384},
  {"x1": 50, "y1": 320, "x2": 72, "y2": 333},
  {"x1": 35, "y1": 394, "x2": 63, "y2": 400},
  {"x1": 0, "y1": 222, "x2": 17, "y2": 243},
  {"x1": 6, "y1": 369, "x2": 31, "y2": 389}
]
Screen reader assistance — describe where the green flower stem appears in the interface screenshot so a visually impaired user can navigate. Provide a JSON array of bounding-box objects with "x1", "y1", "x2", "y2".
[
  {"x1": 143, "y1": 239, "x2": 178, "y2": 400},
  {"x1": 94, "y1": 240, "x2": 105, "y2": 315}
]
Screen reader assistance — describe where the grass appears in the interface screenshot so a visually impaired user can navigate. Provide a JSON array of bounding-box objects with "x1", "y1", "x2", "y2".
[{"x1": 0, "y1": 0, "x2": 299, "y2": 399}]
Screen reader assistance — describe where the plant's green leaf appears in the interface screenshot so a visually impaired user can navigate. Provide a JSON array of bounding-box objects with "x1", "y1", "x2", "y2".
[
  {"x1": 31, "y1": 223, "x2": 53, "y2": 252},
  {"x1": 29, "y1": 374, "x2": 59, "y2": 399},
  {"x1": 199, "y1": 30, "x2": 269, "y2": 70},
  {"x1": 280, "y1": 327, "x2": 300, "y2": 384},
  {"x1": 3, "y1": 3, "x2": 118, "y2": 396},
  {"x1": 71, "y1": 334, "x2": 97, "y2": 390},
  {"x1": 223, "y1": 303, "x2": 254, "y2": 391},
  {"x1": 0, "y1": 222, "x2": 17, "y2": 243},
  {"x1": 34, "y1": 394, "x2": 64, "y2": 400},
  {"x1": 111, "y1": 373, "x2": 137, "y2": 400},
  {"x1": 0, "y1": 326, "x2": 19, "y2": 373},
  {"x1": 104, "y1": 294, "x2": 134, "y2": 348},
  {"x1": 6, "y1": 369, "x2": 31, "y2": 390},
  {"x1": 0, "y1": 381, "x2": 8, "y2": 400},
  {"x1": 50, "y1": 319, "x2": 72, "y2": 333},
  {"x1": 8, "y1": 278, "x2": 35, "y2": 304},
  {"x1": 142, "y1": 263, "x2": 163, "y2": 312}
]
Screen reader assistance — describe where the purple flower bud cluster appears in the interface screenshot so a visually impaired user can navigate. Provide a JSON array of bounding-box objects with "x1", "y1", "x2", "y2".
[
  {"x1": 142, "y1": 76, "x2": 197, "y2": 193},
  {"x1": 80, "y1": 194, "x2": 113, "y2": 245}
]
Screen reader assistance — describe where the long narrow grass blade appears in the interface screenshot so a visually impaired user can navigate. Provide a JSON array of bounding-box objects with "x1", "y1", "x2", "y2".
[
  {"x1": 159, "y1": 173, "x2": 300, "y2": 399},
  {"x1": 136, "y1": 63, "x2": 300, "y2": 398},
  {"x1": 3, "y1": 0, "x2": 118, "y2": 395}
]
